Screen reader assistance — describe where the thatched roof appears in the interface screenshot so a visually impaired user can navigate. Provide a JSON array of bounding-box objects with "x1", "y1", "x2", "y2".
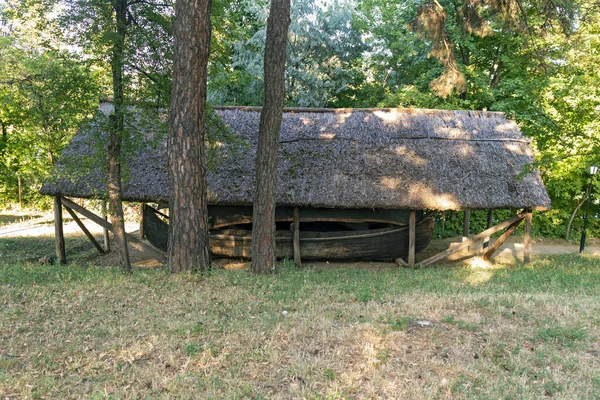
[{"x1": 40, "y1": 101, "x2": 551, "y2": 211}]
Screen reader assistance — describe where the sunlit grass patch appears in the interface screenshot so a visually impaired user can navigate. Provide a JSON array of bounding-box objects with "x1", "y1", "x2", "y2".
[{"x1": 2, "y1": 234, "x2": 600, "y2": 398}]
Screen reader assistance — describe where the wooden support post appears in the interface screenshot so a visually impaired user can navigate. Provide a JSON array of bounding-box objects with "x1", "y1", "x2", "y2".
[
  {"x1": 54, "y1": 196, "x2": 66, "y2": 264},
  {"x1": 483, "y1": 217, "x2": 522, "y2": 261},
  {"x1": 483, "y1": 209, "x2": 494, "y2": 250},
  {"x1": 463, "y1": 209, "x2": 470, "y2": 240},
  {"x1": 61, "y1": 197, "x2": 167, "y2": 264},
  {"x1": 524, "y1": 209, "x2": 532, "y2": 263},
  {"x1": 64, "y1": 205, "x2": 106, "y2": 255},
  {"x1": 408, "y1": 210, "x2": 416, "y2": 267},
  {"x1": 441, "y1": 210, "x2": 446, "y2": 231},
  {"x1": 139, "y1": 203, "x2": 145, "y2": 240},
  {"x1": 293, "y1": 207, "x2": 302, "y2": 267},
  {"x1": 420, "y1": 213, "x2": 526, "y2": 267},
  {"x1": 102, "y1": 201, "x2": 110, "y2": 252}
]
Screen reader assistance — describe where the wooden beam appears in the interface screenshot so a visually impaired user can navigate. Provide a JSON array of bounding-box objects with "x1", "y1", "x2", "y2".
[
  {"x1": 524, "y1": 209, "x2": 532, "y2": 263},
  {"x1": 483, "y1": 209, "x2": 494, "y2": 250},
  {"x1": 293, "y1": 207, "x2": 302, "y2": 267},
  {"x1": 61, "y1": 197, "x2": 167, "y2": 264},
  {"x1": 102, "y1": 201, "x2": 110, "y2": 252},
  {"x1": 408, "y1": 210, "x2": 416, "y2": 267},
  {"x1": 63, "y1": 205, "x2": 106, "y2": 255},
  {"x1": 419, "y1": 213, "x2": 526, "y2": 267},
  {"x1": 54, "y1": 196, "x2": 66, "y2": 264},
  {"x1": 463, "y1": 209, "x2": 470, "y2": 239},
  {"x1": 483, "y1": 217, "x2": 523, "y2": 261}
]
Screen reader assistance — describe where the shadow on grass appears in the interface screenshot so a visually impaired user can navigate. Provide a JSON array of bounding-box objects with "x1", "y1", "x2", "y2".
[{"x1": 0, "y1": 213, "x2": 43, "y2": 226}]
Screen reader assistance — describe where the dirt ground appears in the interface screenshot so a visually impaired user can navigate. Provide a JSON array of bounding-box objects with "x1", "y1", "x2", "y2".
[{"x1": 2, "y1": 210, "x2": 599, "y2": 269}]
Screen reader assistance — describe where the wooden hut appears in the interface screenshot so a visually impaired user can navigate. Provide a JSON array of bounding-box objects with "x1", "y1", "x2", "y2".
[{"x1": 40, "y1": 101, "x2": 551, "y2": 266}]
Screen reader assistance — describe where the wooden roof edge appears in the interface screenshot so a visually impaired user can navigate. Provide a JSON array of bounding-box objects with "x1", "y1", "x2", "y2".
[{"x1": 213, "y1": 105, "x2": 507, "y2": 117}]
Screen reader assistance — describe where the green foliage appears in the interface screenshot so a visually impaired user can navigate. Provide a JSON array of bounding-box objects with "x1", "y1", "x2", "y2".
[
  {"x1": 208, "y1": 0, "x2": 368, "y2": 107},
  {"x1": 0, "y1": 31, "x2": 99, "y2": 206}
]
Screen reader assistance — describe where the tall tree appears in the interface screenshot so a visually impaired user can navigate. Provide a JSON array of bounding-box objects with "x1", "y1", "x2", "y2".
[
  {"x1": 251, "y1": 0, "x2": 291, "y2": 273},
  {"x1": 58, "y1": 0, "x2": 173, "y2": 271},
  {"x1": 167, "y1": 0, "x2": 212, "y2": 273},
  {"x1": 106, "y1": 0, "x2": 132, "y2": 272}
]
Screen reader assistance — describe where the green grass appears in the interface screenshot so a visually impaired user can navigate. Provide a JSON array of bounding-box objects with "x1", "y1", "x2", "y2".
[{"x1": 1, "y1": 234, "x2": 600, "y2": 399}]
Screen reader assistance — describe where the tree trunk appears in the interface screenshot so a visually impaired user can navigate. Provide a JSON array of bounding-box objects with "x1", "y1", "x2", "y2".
[
  {"x1": 107, "y1": 0, "x2": 131, "y2": 272},
  {"x1": 0, "y1": 120, "x2": 7, "y2": 156},
  {"x1": 251, "y1": 0, "x2": 291, "y2": 274},
  {"x1": 167, "y1": 0, "x2": 213, "y2": 273}
]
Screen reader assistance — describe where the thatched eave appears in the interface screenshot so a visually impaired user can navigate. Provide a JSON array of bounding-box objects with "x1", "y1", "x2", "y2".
[{"x1": 40, "y1": 102, "x2": 551, "y2": 211}]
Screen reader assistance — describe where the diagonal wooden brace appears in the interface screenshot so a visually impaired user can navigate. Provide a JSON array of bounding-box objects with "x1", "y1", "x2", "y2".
[
  {"x1": 419, "y1": 213, "x2": 526, "y2": 267},
  {"x1": 61, "y1": 197, "x2": 167, "y2": 264}
]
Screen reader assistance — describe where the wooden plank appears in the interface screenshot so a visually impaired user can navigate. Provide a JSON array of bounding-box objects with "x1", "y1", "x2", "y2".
[
  {"x1": 208, "y1": 205, "x2": 414, "y2": 229},
  {"x1": 524, "y1": 209, "x2": 532, "y2": 263},
  {"x1": 293, "y1": 207, "x2": 302, "y2": 267},
  {"x1": 419, "y1": 213, "x2": 526, "y2": 267},
  {"x1": 63, "y1": 205, "x2": 106, "y2": 255},
  {"x1": 61, "y1": 197, "x2": 167, "y2": 264},
  {"x1": 408, "y1": 210, "x2": 416, "y2": 267},
  {"x1": 211, "y1": 216, "x2": 436, "y2": 261},
  {"x1": 54, "y1": 196, "x2": 66, "y2": 264},
  {"x1": 102, "y1": 201, "x2": 110, "y2": 252},
  {"x1": 483, "y1": 209, "x2": 494, "y2": 250},
  {"x1": 483, "y1": 217, "x2": 522, "y2": 261}
]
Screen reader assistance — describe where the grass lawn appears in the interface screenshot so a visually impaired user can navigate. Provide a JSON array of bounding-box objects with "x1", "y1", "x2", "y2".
[{"x1": 1, "y1": 235, "x2": 600, "y2": 399}]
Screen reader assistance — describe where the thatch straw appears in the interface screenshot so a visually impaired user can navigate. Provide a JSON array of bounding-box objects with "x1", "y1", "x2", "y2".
[{"x1": 40, "y1": 102, "x2": 551, "y2": 211}]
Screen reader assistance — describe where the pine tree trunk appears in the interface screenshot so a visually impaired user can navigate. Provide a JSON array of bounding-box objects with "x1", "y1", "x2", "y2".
[
  {"x1": 251, "y1": 0, "x2": 291, "y2": 274},
  {"x1": 167, "y1": 0, "x2": 213, "y2": 273},
  {"x1": 108, "y1": 0, "x2": 131, "y2": 272}
]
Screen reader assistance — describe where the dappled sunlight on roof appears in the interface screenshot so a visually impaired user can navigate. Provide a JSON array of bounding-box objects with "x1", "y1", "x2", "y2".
[
  {"x1": 407, "y1": 183, "x2": 460, "y2": 210},
  {"x1": 41, "y1": 101, "x2": 551, "y2": 211},
  {"x1": 380, "y1": 177, "x2": 401, "y2": 190},
  {"x1": 319, "y1": 133, "x2": 336, "y2": 140},
  {"x1": 373, "y1": 109, "x2": 401, "y2": 124},
  {"x1": 394, "y1": 146, "x2": 427, "y2": 166},
  {"x1": 299, "y1": 116, "x2": 312, "y2": 126},
  {"x1": 331, "y1": 111, "x2": 351, "y2": 127},
  {"x1": 458, "y1": 144, "x2": 474, "y2": 158},
  {"x1": 495, "y1": 121, "x2": 519, "y2": 134},
  {"x1": 504, "y1": 143, "x2": 530, "y2": 156}
]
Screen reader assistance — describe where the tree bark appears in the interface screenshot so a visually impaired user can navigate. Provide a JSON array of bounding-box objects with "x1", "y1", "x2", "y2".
[
  {"x1": 107, "y1": 0, "x2": 131, "y2": 272},
  {"x1": 167, "y1": 0, "x2": 213, "y2": 273},
  {"x1": 251, "y1": 0, "x2": 291, "y2": 274},
  {"x1": 0, "y1": 120, "x2": 7, "y2": 156}
]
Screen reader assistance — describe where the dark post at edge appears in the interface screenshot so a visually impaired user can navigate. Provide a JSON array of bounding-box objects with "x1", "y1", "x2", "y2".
[{"x1": 580, "y1": 165, "x2": 598, "y2": 253}]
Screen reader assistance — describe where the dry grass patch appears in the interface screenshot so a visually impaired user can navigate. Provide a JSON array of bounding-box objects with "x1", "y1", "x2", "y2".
[{"x1": 1, "y1": 241, "x2": 600, "y2": 399}]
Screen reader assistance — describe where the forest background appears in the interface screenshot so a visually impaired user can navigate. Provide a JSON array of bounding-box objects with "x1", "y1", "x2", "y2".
[{"x1": 0, "y1": 0, "x2": 598, "y2": 239}]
